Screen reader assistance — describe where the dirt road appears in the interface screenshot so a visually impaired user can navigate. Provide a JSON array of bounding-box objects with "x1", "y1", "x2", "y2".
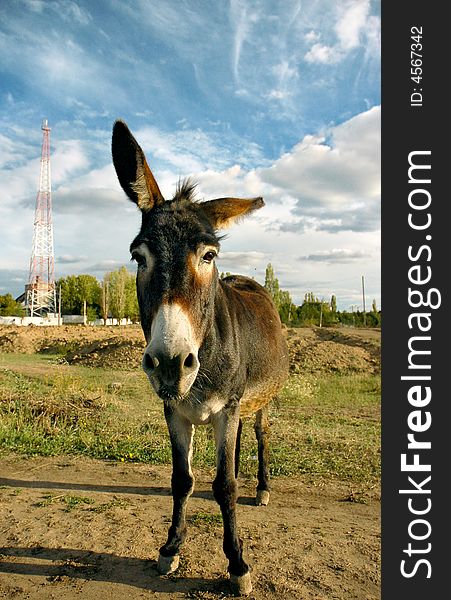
[{"x1": 0, "y1": 454, "x2": 379, "y2": 600}]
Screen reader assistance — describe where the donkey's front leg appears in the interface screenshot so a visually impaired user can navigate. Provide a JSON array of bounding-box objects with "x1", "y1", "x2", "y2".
[
  {"x1": 211, "y1": 405, "x2": 252, "y2": 596},
  {"x1": 157, "y1": 405, "x2": 194, "y2": 575}
]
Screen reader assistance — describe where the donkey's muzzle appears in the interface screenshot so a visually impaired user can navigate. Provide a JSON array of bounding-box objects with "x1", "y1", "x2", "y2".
[
  {"x1": 144, "y1": 302, "x2": 200, "y2": 399},
  {"x1": 143, "y1": 348, "x2": 200, "y2": 399}
]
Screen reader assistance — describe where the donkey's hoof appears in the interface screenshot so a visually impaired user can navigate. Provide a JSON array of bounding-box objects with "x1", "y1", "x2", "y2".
[
  {"x1": 157, "y1": 553, "x2": 179, "y2": 574},
  {"x1": 255, "y1": 490, "x2": 270, "y2": 506},
  {"x1": 230, "y1": 572, "x2": 252, "y2": 596}
]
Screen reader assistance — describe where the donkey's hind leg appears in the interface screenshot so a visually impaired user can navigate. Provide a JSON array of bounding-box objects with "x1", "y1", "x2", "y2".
[
  {"x1": 254, "y1": 404, "x2": 270, "y2": 506},
  {"x1": 235, "y1": 418, "x2": 243, "y2": 479}
]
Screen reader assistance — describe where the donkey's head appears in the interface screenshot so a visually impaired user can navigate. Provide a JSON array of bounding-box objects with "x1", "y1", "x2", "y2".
[{"x1": 112, "y1": 120, "x2": 264, "y2": 402}]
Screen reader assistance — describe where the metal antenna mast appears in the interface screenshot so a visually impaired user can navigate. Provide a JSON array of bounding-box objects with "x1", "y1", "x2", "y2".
[{"x1": 25, "y1": 119, "x2": 56, "y2": 317}]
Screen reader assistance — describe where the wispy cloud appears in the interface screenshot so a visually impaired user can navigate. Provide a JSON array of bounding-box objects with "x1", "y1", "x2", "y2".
[
  {"x1": 20, "y1": 0, "x2": 92, "y2": 24},
  {"x1": 230, "y1": 0, "x2": 251, "y2": 83}
]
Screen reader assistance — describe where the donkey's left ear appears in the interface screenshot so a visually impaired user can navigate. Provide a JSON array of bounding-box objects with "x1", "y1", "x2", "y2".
[
  {"x1": 201, "y1": 196, "x2": 265, "y2": 229},
  {"x1": 112, "y1": 120, "x2": 165, "y2": 211}
]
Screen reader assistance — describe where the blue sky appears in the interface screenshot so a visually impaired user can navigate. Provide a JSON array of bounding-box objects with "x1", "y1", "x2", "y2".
[{"x1": 0, "y1": 0, "x2": 380, "y2": 310}]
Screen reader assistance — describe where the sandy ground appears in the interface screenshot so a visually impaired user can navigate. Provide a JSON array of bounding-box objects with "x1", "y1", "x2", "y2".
[{"x1": 0, "y1": 455, "x2": 379, "y2": 600}]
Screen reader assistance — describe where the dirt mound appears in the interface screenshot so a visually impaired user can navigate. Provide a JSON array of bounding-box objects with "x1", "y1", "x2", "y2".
[
  {"x1": 63, "y1": 326, "x2": 380, "y2": 374},
  {"x1": 65, "y1": 337, "x2": 146, "y2": 370},
  {"x1": 287, "y1": 328, "x2": 380, "y2": 375},
  {"x1": 0, "y1": 325, "x2": 145, "y2": 356},
  {"x1": 0, "y1": 328, "x2": 37, "y2": 354},
  {"x1": 0, "y1": 324, "x2": 380, "y2": 375}
]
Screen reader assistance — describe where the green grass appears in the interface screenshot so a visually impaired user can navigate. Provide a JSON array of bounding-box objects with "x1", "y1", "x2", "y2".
[
  {"x1": 34, "y1": 493, "x2": 95, "y2": 511},
  {"x1": 188, "y1": 511, "x2": 223, "y2": 528},
  {"x1": 0, "y1": 353, "x2": 380, "y2": 485}
]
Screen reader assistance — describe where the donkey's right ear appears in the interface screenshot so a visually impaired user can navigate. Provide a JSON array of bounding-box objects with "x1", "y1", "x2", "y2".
[{"x1": 112, "y1": 120, "x2": 165, "y2": 211}]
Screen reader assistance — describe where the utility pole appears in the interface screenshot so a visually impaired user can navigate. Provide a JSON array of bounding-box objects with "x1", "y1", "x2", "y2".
[
  {"x1": 25, "y1": 120, "x2": 56, "y2": 317},
  {"x1": 361, "y1": 275, "x2": 366, "y2": 327},
  {"x1": 58, "y1": 284, "x2": 62, "y2": 326}
]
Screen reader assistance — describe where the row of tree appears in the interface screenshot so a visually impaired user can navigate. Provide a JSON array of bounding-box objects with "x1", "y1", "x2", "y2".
[
  {"x1": 262, "y1": 264, "x2": 380, "y2": 328},
  {"x1": 2, "y1": 263, "x2": 380, "y2": 328},
  {"x1": 57, "y1": 267, "x2": 139, "y2": 322}
]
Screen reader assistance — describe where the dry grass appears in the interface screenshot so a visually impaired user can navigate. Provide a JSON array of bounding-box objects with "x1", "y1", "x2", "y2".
[{"x1": 0, "y1": 354, "x2": 380, "y2": 486}]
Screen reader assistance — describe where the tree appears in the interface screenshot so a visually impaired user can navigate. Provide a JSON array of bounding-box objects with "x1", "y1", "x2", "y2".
[
  {"x1": 278, "y1": 289, "x2": 295, "y2": 324},
  {"x1": 330, "y1": 294, "x2": 337, "y2": 313},
  {"x1": 124, "y1": 270, "x2": 140, "y2": 322},
  {"x1": 108, "y1": 267, "x2": 127, "y2": 322},
  {"x1": 0, "y1": 294, "x2": 24, "y2": 317},
  {"x1": 77, "y1": 274, "x2": 101, "y2": 309},
  {"x1": 57, "y1": 275, "x2": 78, "y2": 314},
  {"x1": 101, "y1": 273, "x2": 111, "y2": 325},
  {"x1": 264, "y1": 263, "x2": 280, "y2": 309},
  {"x1": 106, "y1": 266, "x2": 139, "y2": 323},
  {"x1": 57, "y1": 274, "x2": 101, "y2": 317}
]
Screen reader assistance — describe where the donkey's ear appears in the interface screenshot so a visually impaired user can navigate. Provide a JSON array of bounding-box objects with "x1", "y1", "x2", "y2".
[
  {"x1": 112, "y1": 120, "x2": 165, "y2": 211},
  {"x1": 200, "y1": 197, "x2": 264, "y2": 229}
]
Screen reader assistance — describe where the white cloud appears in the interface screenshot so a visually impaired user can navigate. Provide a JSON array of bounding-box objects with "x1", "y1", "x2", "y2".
[
  {"x1": 299, "y1": 248, "x2": 371, "y2": 263},
  {"x1": 230, "y1": 0, "x2": 251, "y2": 82},
  {"x1": 304, "y1": 0, "x2": 379, "y2": 65},
  {"x1": 51, "y1": 139, "x2": 90, "y2": 185},
  {"x1": 335, "y1": 0, "x2": 370, "y2": 50},
  {"x1": 304, "y1": 30, "x2": 320, "y2": 43},
  {"x1": 258, "y1": 106, "x2": 380, "y2": 233},
  {"x1": 304, "y1": 43, "x2": 340, "y2": 65},
  {"x1": 217, "y1": 251, "x2": 266, "y2": 267},
  {"x1": 171, "y1": 107, "x2": 381, "y2": 237},
  {"x1": 266, "y1": 90, "x2": 291, "y2": 100},
  {"x1": 57, "y1": 254, "x2": 88, "y2": 264}
]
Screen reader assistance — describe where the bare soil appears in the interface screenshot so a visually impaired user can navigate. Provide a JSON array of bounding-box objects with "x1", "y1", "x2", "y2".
[
  {"x1": 0, "y1": 325, "x2": 380, "y2": 598},
  {"x1": 0, "y1": 455, "x2": 379, "y2": 600}
]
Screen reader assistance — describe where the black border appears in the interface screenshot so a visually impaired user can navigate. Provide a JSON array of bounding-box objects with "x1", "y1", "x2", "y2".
[{"x1": 382, "y1": 2, "x2": 447, "y2": 596}]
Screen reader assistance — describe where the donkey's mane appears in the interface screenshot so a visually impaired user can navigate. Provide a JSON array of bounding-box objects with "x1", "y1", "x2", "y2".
[{"x1": 172, "y1": 178, "x2": 198, "y2": 203}]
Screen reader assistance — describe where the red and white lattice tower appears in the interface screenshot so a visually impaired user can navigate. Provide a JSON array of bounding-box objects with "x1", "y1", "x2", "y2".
[{"x1": 25, "y1": 119, "x2": 56, "y2": 317}]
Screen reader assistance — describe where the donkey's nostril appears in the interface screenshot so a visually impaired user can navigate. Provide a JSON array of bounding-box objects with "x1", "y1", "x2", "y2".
[
  {"x1": 184, "y1": 353, "x2": 195, "y2": 369},
  {"x1": 144, "y1": 353, "x2": 158, "y2": 370}
]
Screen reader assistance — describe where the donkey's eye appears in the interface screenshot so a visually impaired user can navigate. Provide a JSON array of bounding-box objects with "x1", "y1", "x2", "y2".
[
  {"x1": 202, "y1": 251, "x2": 217, "y2": 264},
  {"x1": 131, "y1": 251, "x2": 146, "y2": 268}
]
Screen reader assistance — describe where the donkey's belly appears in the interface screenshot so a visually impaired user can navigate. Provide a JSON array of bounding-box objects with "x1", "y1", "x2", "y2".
[
  {"x1": 239, "y1": 380, "x2": 283, "y2": 417},
  {"x1": 177, "y1": 380, "x2": 281, "y2": 423}
]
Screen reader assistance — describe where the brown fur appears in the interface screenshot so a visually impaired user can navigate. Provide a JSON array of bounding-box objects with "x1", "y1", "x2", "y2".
[
  {"x1": 112, "y1": 120, "x2": 289, "y2": 596},
  {"x1": 201, "y1": 197, "x2": 265, "y2": 228}
]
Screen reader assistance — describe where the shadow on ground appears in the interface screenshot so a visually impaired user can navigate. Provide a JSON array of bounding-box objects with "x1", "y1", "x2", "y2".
[{"x1": 0, "y1": 545, "x2": 229, "y2": 595}]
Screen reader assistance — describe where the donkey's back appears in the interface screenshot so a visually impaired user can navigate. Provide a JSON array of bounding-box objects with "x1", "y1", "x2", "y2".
[{"x1": 219, "y1": 274, "x2": 289, "y2": 417}]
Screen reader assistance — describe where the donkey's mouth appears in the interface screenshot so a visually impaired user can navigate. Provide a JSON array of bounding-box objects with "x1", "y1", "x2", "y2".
[{"x1": 157, "y1": 384, "x2": 186, "y2": 403}]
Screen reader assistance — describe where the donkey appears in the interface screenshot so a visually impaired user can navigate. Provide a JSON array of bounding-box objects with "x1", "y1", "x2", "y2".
[{"x1": 112, "y1": 120, "x2": 289, "y2": 596}]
